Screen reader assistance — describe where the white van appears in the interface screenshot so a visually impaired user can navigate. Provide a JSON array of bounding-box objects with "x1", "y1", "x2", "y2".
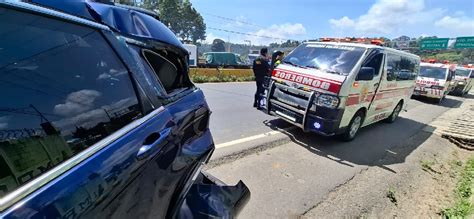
[
  {"x1": 451, "y1": 65, "x2": 473, "y2": 96},
  {"x1": 414, "y1": 62, "x2": 456, "y2": 102},
  {"x1": 261, "y1": 42, "x2": 420, "y2": 141}
]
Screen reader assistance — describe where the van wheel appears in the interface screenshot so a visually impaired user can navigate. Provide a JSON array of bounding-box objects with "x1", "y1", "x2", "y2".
[
  {"x1": 385, "y1": 102, "x2": 402, "y2": 123},
  {"x1": 341, "y1": 111, "x2": 364, "y2": 142}
]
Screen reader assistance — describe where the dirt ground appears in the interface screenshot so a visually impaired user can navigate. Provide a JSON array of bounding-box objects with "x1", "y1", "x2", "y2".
[
  {"x1": 304, "y1": 96, "x2": 474, "y2": 218},
  {"x1": 303, "y1": 130, "x2": 472, "y2": 218}
]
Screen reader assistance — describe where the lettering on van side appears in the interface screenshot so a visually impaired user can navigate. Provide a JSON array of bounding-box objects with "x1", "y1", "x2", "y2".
[
  {"x1": 416, "y1": 80, "x2": 440, "y2": 86},
  {"x1": 273, "y1": 70, "x2": 342, "y2": 93}
]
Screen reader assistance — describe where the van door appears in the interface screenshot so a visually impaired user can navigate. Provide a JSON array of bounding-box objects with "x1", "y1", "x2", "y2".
[{"x1": 355, "y1": 50, "x2": 384, "y2": 125}]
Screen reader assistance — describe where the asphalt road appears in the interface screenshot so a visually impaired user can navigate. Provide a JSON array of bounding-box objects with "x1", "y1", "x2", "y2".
[
  {"x1": 198, "y1": 82, "x2": 466, "y2": 218},
  {"x1": 199, "y1": 82, "x2": 423, "y2": 144},
  {"x1": 198, "y1": 82, "x2": 290, "y2": 144}
]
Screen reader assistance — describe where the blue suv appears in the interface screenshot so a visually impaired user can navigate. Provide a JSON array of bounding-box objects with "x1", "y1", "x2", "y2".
[{"x1": 0, "y1": 1, "x2": 249, "y2": 218}]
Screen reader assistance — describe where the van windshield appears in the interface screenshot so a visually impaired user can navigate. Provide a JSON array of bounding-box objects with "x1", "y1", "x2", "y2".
[
  {"x1": 419, "y1": 66, "x2": 447, "y2": 80},
  {"x1": 455, "y1": 69, "x2": 471, "y2": 77},
  {"x1": 283, "y1": 44, "x2": 365, "y2": 75}
]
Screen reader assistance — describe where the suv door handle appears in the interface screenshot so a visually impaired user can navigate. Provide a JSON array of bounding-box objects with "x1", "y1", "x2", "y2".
[
  {"x1": 137, "y1": 128, "x2": 172, "y2": 160},
  {"x1": 374, "y1": 83, "x2": 379, "y2": 88}
]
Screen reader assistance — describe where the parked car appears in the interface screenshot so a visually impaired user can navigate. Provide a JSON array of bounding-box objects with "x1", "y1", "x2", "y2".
[{"x1": 0, "y1": 1, "x2": 249, "y2": 218}]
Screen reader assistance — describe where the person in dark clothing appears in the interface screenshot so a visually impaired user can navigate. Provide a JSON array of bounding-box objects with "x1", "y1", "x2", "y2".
[{"x1": 252, "y1": 48, "x2": 270, "y2": 109}]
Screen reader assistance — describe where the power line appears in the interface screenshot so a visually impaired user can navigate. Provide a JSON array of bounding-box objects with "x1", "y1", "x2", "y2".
[
  {"x1": 207, "y1": 26, "x2": 294, "y2": 41},
  {"x1": 202, "y1": 12, "x2": 266, "y2": 29}
]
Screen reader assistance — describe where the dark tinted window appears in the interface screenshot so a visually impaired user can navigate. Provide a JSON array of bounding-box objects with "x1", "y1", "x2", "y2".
[
  {"x1": 142, "y1": 49, "x2": 188, "y2": 94},
  {"x1": 284, "y1": 44, "x2": 364, "y2": 75},
  {"x1": 0, "y1": 8, "x2": 142, "y2": 198},
  {"x1": 386, "y1": 54, "x2": 418, "y2": 81}
]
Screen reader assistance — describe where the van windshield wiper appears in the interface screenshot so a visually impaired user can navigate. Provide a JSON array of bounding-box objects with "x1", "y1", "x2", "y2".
[{"x1": 282, "y1": 60, "x2": 298, "y2": 67}]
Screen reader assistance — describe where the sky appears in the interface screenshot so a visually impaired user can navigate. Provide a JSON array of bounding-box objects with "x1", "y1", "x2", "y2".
[{"x1": 190, "y1": 0, "x2": 474, "y2": 45}]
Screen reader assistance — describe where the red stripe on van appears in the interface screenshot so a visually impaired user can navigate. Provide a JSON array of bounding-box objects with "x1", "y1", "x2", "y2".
[{"x1": 272, "y1": 70, "x2": 342, "y2": 93}]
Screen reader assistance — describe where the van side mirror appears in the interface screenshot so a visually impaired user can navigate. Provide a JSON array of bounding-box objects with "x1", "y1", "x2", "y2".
[{"x1": 357, "y1": 67, "x2": 375, "y2": 81}]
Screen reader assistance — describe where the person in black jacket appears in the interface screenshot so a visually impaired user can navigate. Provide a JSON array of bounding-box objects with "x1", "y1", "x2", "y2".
[{"x1": 252, "y1": 48, "x2": 270, "y2": 109}]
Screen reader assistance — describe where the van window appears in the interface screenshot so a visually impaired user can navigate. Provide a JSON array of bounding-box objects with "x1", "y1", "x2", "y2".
[
  {"x1": 142, "y1": 49, "x2": 189, "y2": 94},
  {"x1": 0, "y1": 8, "x2": 142, "y2": 198},
  {"x1": 361, "y1": 53, "x2": 383, "y2": 76},
  {"x1": 387, "y1": 54, "x2": 418, "y2": 81},
  {"x1": 455, "y1": 69, "x2": 470, "y2": 77},
  {"x1": 420, "y1": 66, "x2": 448, "y2": 80}
]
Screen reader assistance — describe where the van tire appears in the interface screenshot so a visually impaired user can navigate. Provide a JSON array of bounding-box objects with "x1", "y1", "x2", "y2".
[
  {"x1": 340, "y1": 111, "x2": 365, "y2": 142},
  {"x1": 385, "y1": 101, "x2": 402, "y2": 123}
]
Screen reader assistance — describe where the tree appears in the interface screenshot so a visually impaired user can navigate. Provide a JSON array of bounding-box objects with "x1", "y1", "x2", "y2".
[
  {"x1": 158, "y1": 0, "x2": 182, "y2": 34},
  {"x1": 179, "y1": 0, "x2": 206, "y2": 43},
  {"x1": 211, "y1": 39, "x2": 226, "y2": 52},
  {"x1": 132, "y1": 0, "x2": 206, "y2": 44}
]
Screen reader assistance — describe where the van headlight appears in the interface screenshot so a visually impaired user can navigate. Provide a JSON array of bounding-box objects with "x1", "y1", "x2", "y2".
[{"x1": 315, "y1": 94, "x2": 340, "y2": 109}]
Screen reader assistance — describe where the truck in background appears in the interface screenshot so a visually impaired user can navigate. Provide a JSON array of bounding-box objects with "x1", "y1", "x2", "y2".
[{"x1": 183, "y1": 44, "x2": 198, "y2": 67}]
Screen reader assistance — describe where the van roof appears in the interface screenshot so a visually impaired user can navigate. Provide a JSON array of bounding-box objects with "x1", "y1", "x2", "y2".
[
  {"x1": 420, "y1": 63, "x2": 450, "y2": 68},
  {"x1": 304, "y1": 41, "x2": 420, "y2": 59}
]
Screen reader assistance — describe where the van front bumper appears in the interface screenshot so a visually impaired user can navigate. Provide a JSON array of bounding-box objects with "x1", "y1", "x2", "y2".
[
  {"x1": 261, "y1": 81, "x2": 345, "y2": 136},
  {"x1": 412, "y1": 88, "x2": 444, "y2": 99},
  {"x1": 268, "y1": 103, "x2": 344, "y2": 136}
]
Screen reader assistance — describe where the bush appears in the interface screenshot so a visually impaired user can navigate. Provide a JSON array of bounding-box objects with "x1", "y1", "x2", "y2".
[{"x1": 190, "y1": 74, "x2": 254, "y2": 83}]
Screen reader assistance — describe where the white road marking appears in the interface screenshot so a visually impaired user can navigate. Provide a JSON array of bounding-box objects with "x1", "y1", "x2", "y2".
[{"x1": 215, "y1": 126, "x2": 297, "y2": 149}]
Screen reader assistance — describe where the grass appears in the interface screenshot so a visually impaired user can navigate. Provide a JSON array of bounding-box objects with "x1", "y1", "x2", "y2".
[
  {"x1": 442, "y1": 157, "x2": 474, "y2": 218},
  {"x1": 191, "y1": 74, "x2": 255, "y2": 83},
  {"x1": 421, "y1": 160, "x2": 439, "y2": 173},
  {"x1": 386, "y1": 187, "x2": 398, "y2": 206},
  {"x1": 421, "y1": 160, "x2": 435, "y2": 171}
]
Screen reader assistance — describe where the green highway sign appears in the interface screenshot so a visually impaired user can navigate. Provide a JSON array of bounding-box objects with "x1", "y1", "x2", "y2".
[
  {"x1": 454, "y1": 37, "x2": 474, "y2": 49},
  {"x1": 420, "y1": 38, "x2": 449, "y2": 50}
]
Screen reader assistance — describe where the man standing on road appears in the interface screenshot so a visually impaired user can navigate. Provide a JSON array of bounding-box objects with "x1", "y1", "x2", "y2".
[{"x1": 252, "y1": 48, "x2": 270, "y2": 109}]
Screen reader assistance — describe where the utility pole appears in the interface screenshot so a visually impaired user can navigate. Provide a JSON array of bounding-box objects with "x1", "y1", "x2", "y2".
[
  {"x1": 244, "y1": 40, "x2": 252, "y2": 49},
  {"x1": 29, "y1": 104, "x2": 49, "y2": 123}
]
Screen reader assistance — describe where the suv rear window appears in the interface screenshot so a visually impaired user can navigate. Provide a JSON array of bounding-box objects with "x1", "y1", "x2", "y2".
[{"x1": 0, "y1": 8, "x2": 142, "y2": 198}]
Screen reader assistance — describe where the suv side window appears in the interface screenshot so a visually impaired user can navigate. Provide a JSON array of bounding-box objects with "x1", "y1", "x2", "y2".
[
  {"x1": 0, "y1": 8, "x2": 142, "y2": 198},
  {"x1": 142, "y1": 49, "x2": 191, "y2": 94}
]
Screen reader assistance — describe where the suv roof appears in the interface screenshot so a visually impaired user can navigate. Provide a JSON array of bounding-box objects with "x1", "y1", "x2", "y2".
[
  {"x1": 1, "y1": 1, "x2": 109, "y2": 30},
  {"x1": 20, "y1": 0, "x2": 184, "y2": 49}
]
